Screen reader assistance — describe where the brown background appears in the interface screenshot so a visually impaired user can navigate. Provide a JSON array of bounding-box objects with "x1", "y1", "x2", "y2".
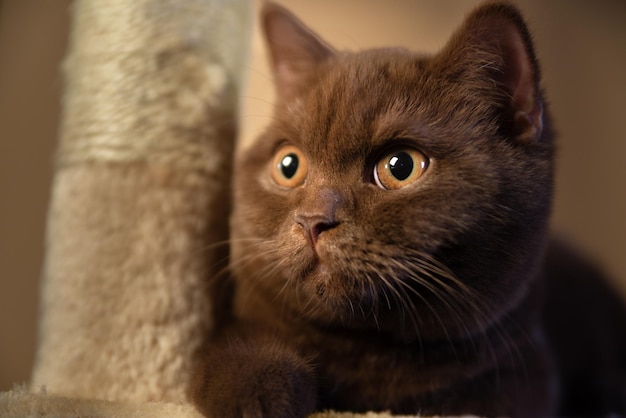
[{"x1": 1, "y1": 0, "x2": 624, "y2": 392}]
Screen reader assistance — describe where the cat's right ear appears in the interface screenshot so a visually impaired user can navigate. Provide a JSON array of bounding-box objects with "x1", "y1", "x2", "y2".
[
  {"x1": 262, "y1": 3, "x2": 335, "y2": 99},
  {"x1": 438, "y1": 3, "x2": 544, "y2": 143}
]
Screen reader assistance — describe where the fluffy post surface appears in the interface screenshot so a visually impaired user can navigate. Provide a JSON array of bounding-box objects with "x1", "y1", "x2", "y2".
[
  {"x1": 30, "y1": 0, "x2": 251, "y2": 403},
  {"x1": 0, "y1": 387, "x2": 203, "y2": 417}
]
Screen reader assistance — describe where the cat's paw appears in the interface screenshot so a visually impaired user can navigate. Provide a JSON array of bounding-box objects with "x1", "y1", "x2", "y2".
[{"x1": 192, "y1": 338, "x2": 316, "y2": 418}]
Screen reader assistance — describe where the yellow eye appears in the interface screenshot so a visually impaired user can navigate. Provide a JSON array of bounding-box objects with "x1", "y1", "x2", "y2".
[
  {"x1": 374, "y1": 148, "x2": 428, "y2": 190},
  {"x1": 271, "y1": 145, "x2": 308, "y2": 188}
]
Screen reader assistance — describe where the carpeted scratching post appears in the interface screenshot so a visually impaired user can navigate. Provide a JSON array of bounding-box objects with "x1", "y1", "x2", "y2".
[{"x1": 29, "y1": 0, "x2": 251, "y2": 404}]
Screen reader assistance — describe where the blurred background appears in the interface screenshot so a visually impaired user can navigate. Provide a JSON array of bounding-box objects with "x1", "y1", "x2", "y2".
[{"x1": 1, "y1": 0, "x2": 624, "y2": 392}]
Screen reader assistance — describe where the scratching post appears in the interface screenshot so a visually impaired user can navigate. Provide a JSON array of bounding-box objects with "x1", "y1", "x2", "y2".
[{"x1": 30, "y1": 0, "x2": 251, "y2": 403}]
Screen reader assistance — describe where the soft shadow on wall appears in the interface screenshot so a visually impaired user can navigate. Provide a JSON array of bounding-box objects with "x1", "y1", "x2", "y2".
[
  {"x1": 0, "y1": 0, "x2": 624, "y2": 392},
  {"x1": 0, "y1": 0, "x2": 72, "y2": 392}
]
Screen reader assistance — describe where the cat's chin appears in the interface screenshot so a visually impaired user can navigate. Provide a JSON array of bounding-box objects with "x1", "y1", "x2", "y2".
[
  {"x1": 295, "y1": 259, "x2": 381, "y2": 321},
  {"x1": 299, "y1": 261, "x2": 342, "y2": 300}
]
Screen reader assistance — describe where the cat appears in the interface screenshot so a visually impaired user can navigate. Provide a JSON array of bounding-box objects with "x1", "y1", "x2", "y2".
[{"x1": 191, "y1": 2, "x2": 626, "y2": 417}]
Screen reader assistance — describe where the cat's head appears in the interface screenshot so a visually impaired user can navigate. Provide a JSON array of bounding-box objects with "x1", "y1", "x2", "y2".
[{"x1": 230, "y1": 2, "x2": 553, "y2": 340}]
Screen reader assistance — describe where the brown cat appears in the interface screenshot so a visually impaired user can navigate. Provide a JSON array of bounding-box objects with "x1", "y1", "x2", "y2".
[{"x1": 192, "y1": 2, "x2": 626, "y2": 417}]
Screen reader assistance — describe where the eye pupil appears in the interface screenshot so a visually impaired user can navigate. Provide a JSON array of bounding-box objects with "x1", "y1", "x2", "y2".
[
  {"x1": 272, "y1": 145, "x2": 308, "y2": 188},
  {"x1": 280, "y1": 153, "x2": 299, "y2": 179},
  {"x1": 387, "y1": 152, "x2": 414, "y2": 180},
  {"x1": 374, "y1": 147, "x2": 428, "y2": 190}
]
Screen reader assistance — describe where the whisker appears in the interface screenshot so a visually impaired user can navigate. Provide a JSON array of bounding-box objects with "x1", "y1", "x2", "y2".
[
  {"x1": 402, "y1": 250, "x2": 495, "y2": 336},
  {"x1": 373, "y1": 269, "x2": 425, "y2": 350},
  {"x1": 395, "y1": 278, "x2": 455, "y2": 350}
]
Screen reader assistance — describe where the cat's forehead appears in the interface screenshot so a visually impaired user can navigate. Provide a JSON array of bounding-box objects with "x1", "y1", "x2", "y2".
[{"x1": 278, "y1": 49, "x2": 442, "y2": 155}]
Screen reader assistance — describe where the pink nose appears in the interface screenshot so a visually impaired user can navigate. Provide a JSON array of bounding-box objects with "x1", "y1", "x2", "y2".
[{"x1": 295, "y1": 214, "x2": 339, "y2": 248}]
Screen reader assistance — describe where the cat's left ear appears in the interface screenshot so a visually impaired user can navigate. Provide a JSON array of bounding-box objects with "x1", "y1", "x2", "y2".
[
  {"x1": 442, "y1": 3, "x2": 544, "y2": 142},
  {"x1": 262, "y1": 3, "x2": 335, "y2": 99}
]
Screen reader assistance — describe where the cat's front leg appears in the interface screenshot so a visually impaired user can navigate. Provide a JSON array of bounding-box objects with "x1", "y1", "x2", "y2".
[{"x1": 191, "y1": 336, "x2": 317, "y2": 418}]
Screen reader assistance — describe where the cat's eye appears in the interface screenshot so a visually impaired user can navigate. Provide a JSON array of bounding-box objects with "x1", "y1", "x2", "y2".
[
  {"x1": 271, "y1": 145, "x2": 308, "y2": 188},
  {"x1": 374, "y1": 148, "x2": 428, "y2": 190}
]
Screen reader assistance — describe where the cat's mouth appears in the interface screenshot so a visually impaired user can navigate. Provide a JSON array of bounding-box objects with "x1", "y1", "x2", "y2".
[
  {"x1": 296, "y1": 248, "x2": 377, "y2": 311},
  {"x1": 297, "y1": 249, "x2": 329, "y2": 285},
  {"x1": 307, "y1": 263, "x2": 333, "y2": 297}
]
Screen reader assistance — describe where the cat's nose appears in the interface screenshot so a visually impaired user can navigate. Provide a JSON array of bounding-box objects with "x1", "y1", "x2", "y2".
[{"x1": 295, "y1": 214, "x2": 339, "y2": 248}]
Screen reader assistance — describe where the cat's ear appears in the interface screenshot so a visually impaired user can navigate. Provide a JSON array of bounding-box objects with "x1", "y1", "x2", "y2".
[
  {"x1": 442, "y1": 3, "x2": 544, "y2": 142},
  {"x1": 262, "y1": 2, "x2": 335, "y2": 99}
]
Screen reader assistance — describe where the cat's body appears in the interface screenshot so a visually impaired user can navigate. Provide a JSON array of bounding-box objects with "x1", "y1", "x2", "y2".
[{"x1": 192, "y1": 2, "x2": 626, "y2": 417}]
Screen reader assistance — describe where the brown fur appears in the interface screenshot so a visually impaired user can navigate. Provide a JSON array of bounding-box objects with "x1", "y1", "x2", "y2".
[{"x1": 192, "y1": 2, "x2": 626, "y2": 417}]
